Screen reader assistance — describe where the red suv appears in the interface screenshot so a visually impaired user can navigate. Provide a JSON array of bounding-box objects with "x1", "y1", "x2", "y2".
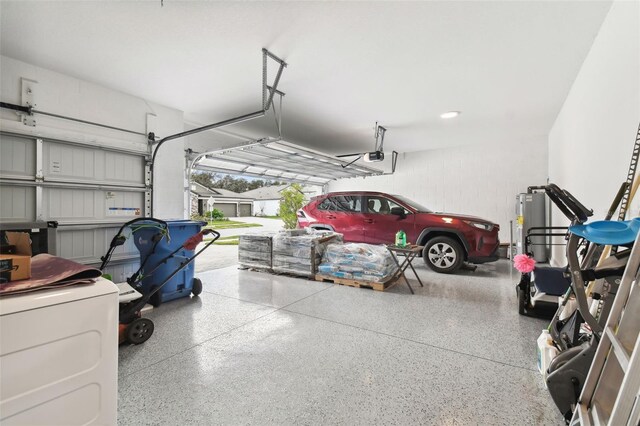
[{"x1": 297, "y1": 191, "x2": 500, "y2": 273}]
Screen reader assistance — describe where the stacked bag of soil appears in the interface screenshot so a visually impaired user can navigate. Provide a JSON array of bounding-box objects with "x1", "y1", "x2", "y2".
[
  {"x1": 271, "y1": 228, "x2": 342, "y2": 277},
  {"x1": 317, "y1": 243, "x2": 396, "y2": 283}
]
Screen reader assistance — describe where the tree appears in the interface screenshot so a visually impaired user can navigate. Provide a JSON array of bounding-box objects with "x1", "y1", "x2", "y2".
[
  {"x1": 211, "y1": 175, "x2": 246, "y2": 192},
  {"x1": 247, "y1": 180, "x2": 265, "y2": 190},
  {"x1": 191, "y1": 172, "x2": 216, "y2": 188},
  {"x1": 279, "y1": 184, "x2": 306, "y2": 229},
  {"x1": 190, "y1": 173, "x2": 284, "y2": 193}
]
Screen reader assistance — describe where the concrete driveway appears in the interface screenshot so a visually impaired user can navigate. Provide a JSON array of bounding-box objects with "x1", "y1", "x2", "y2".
[
  {"x1": 213, "y1": 216, "x2": 284, "y2": 239},
  {"x1": 196, "y1": 217, "x2": 284, "y2": 272}
]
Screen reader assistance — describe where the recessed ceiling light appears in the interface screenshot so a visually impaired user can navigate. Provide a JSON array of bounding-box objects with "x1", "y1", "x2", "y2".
[{"x1": 440, "y1": 111, "x2": 460, "y2": 119}]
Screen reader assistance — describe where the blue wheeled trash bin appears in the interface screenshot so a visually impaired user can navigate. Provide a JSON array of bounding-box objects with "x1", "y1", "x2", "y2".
[
  {"x1": 133, "y1": 220, "x2": 206, "y2": 306},
  {"x1": 99, "y1": 218, "x2": 219, "y2": 344}
]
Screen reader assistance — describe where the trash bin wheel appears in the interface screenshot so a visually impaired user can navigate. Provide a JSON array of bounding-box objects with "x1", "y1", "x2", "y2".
[
  {"x1": 125, "y1": 317, "x2": 154, "y2": 345},
  {"x1": 192, "y1": 278, "x2": 203, "y2": 296}
]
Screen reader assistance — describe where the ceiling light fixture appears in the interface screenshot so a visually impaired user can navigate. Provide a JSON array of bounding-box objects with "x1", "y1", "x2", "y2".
[{"x1": 440, "y1": 111, "x2": 460, "y2": 119}]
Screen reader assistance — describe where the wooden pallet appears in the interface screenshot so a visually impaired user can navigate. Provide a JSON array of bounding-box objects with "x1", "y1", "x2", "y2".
[{"x1": 315, "y1": 274, "x2": 398, "y2": 291}]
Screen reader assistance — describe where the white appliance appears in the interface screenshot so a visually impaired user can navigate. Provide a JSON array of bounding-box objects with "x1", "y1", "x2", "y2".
[
  {"x1": 516, "y1": 191, "x2": 548, "y2": 262},
  {"x1": 0, "y1": 278, "x2": 118, "y2": 425}
]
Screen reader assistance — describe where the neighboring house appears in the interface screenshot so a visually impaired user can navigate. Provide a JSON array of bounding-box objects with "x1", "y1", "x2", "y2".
[
  {"x1": 242, "y1": 184, "x2": 322, "y2": 216},
  {"x1": 189, "y1": 182, "x2": 254, "y2": 217}
]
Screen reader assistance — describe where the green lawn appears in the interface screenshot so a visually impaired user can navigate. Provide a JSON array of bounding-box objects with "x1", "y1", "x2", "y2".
[
  {"x1": 213, "y1": 235, "x2": 239, "y2": 246},
  {"x1": 259, "y1": 215, "x2": 282, "y2": 219},
  {"x1": 205, "y1": 220, "x2": 262, "y2": 230}
]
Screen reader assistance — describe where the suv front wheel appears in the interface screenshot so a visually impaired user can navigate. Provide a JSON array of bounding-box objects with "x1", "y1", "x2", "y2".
[{"x1": 423, "y1": 236, "x2": 464, "y2": 274}]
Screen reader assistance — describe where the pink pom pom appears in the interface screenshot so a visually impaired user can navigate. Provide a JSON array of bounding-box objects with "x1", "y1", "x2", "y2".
[{"x1": 514, "y1": 254, "x2": 536, "y2": 273}]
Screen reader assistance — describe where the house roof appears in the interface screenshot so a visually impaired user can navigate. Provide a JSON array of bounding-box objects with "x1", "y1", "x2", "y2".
[
  {"x1": 242, "y1": 185, "x2": 288, "y2": 200},
  {"x1": 190, "y1": 182, "x2": 252, "y2": 199},
  {"x1": 242, "y1": 184, "x2": 317, "y2": 200},
  {"x1": 189, "y1": 182, "x2": 215, "y2": 197},
  {"x1": 212, "y1": 187, "x2": 252, "y2": 198}
]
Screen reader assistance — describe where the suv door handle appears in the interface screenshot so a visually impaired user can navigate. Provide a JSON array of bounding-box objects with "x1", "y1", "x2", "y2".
[
  {"x1": 327, "y1": 215, "x2": 336, "y2": 219},
  {"x1": 364, "y1": 219, "x2": 374, "y2": 224}
]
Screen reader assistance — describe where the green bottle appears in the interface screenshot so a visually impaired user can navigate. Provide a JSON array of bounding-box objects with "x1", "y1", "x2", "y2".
[{"x1": 395, "y1": 230, "x2": 407, "y2": 247}]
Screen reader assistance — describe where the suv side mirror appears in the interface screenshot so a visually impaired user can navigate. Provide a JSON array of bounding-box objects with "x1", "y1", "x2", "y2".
[{"x1": 390, "y1": 207, "x2": 406, "y2": 218}]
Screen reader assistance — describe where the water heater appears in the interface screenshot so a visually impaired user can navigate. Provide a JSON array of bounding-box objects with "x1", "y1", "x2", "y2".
[{"x1": 516, "y1": 192, "x2": 547, "y2": 262}]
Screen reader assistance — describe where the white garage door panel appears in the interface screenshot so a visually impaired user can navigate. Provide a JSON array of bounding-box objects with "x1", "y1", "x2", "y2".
[
  {"x1": 1, "y1": 132, "x2": 148, "y2": 278},
  {"x1": 0, "y1": 135, "x2": 36, "y2": 178},
  {"x1": 0, "y1": 186, "x2": 35, "y2": 222},
  {"x1": 103, "y1": 261, "x2": 140, "y2": 285},
  {"x1": 104, "y1": 151, "x2": 145, "y2": 185},
  {"x1": 44, "y1": 142, "x2": 144, "y2": 186},
  {"x1": 53, "y1": 227, "x2": 141, "y2": 278},
  {"x1": 43, "y1": 188, "x2": 143, "y2": 223},
  {"x1": 57, "y1": 226, "x2": 139, "y2": 264}
]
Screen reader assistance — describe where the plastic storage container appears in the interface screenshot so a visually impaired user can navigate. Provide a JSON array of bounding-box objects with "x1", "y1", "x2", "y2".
[
  {"x1": 537, "y1": 329, "x2": 558, "y2": 385},
  {"x1": 133, "y1": 220, "x2": 205, "y2": 306}
]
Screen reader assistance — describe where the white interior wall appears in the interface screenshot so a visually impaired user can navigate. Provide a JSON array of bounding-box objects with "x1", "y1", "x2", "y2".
[
  {"x1": 150, "y1": 117, "x2": 188, "y2": 220},
  {"x1": 327, "y1": 139, "x2": 548, "y2": 242},
  {"x1": 0, "y1": 56, "x2": 186, "y2": 219},
  {"x1": 548, "y1": 0, "x2": 640, "y2": 264}
]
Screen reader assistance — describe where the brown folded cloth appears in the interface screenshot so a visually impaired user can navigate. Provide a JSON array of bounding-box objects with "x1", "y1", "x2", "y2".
[{"x1": 0, "y1": 254, "x2": 103, "y2": 296}]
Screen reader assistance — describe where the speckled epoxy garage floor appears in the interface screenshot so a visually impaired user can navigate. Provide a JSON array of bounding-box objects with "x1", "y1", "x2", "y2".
[{"x1": 118, "y1": 260, "x2": 563, "y2": 425}]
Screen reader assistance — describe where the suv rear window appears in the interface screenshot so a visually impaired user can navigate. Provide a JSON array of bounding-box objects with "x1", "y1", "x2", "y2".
[{"x1": 318, "y1": 196, "x2": 361, "y2": 212}]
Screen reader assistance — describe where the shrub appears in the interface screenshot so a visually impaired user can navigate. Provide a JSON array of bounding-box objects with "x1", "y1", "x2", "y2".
[
  {"x1": 211, "y1": 209, "x2": 225, "y2": 220},
  {"x1": 200, "y1": 209, "x2": 226, "y2": 221},
  {"x1": 279, "y1": 184, "x2": 306, "y2": 229}
]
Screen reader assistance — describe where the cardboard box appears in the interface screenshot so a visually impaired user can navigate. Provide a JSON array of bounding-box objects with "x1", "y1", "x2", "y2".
[{"x1": 0, "y1": 232, "x2": 32, "y2": 282}]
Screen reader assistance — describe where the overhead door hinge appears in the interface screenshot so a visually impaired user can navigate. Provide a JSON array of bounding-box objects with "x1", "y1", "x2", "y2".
[{"x1": 20, "y1": 78, "x2": 38, "y2": 127}]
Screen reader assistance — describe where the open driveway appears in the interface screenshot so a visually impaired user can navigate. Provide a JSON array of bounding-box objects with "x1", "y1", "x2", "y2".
[
  {"x1": 213, "y1": 216, "x2": 284, "y2": 238},
  {"x1": 196, "y1": 217, "x2": 284, "y2": 272}
]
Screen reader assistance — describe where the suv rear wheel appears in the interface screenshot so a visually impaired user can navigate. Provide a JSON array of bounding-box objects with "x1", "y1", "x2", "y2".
[{"x1": 423, "y1": 236, "x2": 464, "y2": 274}]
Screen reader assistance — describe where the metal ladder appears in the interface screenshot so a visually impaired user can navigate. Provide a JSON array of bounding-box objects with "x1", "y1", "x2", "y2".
[
  {"x1": 618, "y1": 123, "x2": 640, "y2": 222},
  {"x1": 593, "y1": 123, "x2": 640, "y2": 321},
  {"x1": 570, "y1": 230, "x2": 640, "y2": 425}
]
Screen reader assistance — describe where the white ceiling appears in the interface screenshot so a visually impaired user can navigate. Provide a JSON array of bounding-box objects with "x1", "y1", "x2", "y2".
[{"x1": 0, "y1": 1, "x2": 612, "y2": 154}]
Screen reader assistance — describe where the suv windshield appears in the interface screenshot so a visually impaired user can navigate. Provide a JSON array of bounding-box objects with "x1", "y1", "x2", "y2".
[{"x1": 392, "y1": 195, "x2": 433, "y2": 213}]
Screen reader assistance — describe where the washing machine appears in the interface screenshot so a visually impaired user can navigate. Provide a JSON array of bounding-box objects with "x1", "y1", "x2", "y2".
[{"x1": 0, "y1": 278, "x2": 118, "y2": 425}]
